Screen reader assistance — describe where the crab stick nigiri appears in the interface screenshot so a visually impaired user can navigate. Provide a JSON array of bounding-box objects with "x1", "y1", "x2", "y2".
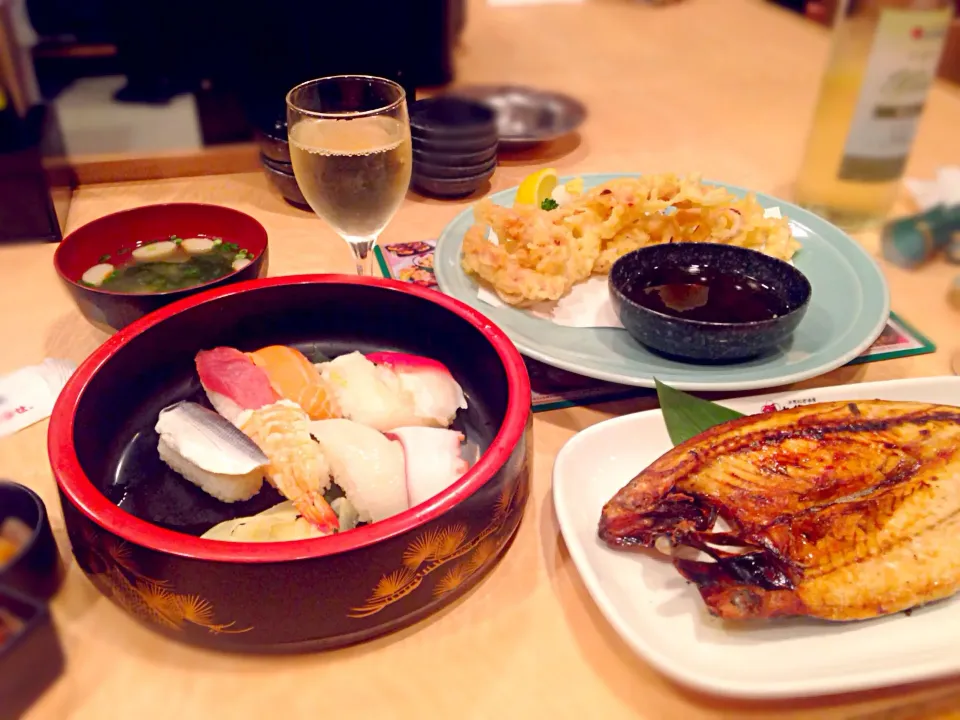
[
  {"x1": 247, "y1": 345, "x2": 341, "y2": 420},
  {"x1": 195, "y1": 347, "x2": 280, "y2": 425},
  {"x1": 386, "y1": 427, "x2": 470, "y2": 507},
  {"x1": 366, "y1": 352, "x2": 468, "y2": 428}
]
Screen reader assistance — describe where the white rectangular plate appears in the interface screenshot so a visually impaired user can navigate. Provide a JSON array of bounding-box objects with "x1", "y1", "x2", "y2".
[{"x1": 552, "y1": 376, "x2": 960, "y2": 699}]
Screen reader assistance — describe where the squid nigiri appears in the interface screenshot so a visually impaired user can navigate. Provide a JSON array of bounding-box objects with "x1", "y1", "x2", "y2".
[
  {"x1": 367, "y1": 352, "x2": 468, "y2": 428},
  {"x1": 195, "y1": 347, "x2": 279, "y2": 424},
  {"x1": 247, "y1": 345, "x2": 341, "y2": 420},
  {"x1": 308, "y1": 419, "x2": 408, "y2": 523},
  {"x1": 386, "y1": 427, "x2": 470, "y2": 507},
  {"x1": 238, "y1": 400, "x2": 339, "y2": 533}
]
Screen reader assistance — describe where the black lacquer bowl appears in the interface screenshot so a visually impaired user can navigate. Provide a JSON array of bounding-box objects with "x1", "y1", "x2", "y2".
[
  {"x1": 47, "y1": 276, "x2": 532, "y2": 652},
  {"x1": 609, "y1": 243, "x2": 812, "y2": 363}
]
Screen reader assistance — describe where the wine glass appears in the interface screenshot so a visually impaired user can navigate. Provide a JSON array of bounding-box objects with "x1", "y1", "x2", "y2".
[{"x1": 286, "y1": 76, "x2": 412, "y2": 276}]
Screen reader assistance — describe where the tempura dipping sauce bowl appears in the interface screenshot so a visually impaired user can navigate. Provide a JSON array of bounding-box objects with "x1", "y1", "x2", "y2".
[
  {"x1": 609, "y1": 243, "x2": 812, "y2": 363},
  {"x1": 48, "y1": 275, "x2": 532, "y2": 652}
]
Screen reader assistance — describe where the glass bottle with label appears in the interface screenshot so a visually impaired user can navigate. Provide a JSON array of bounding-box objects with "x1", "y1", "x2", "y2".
[{"x1": 794, "y1": 0, "x2": 955, "y2": 230}]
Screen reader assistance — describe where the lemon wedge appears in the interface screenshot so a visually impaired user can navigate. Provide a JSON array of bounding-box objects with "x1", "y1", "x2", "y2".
[{"x1": 515, "y1": 168, "x2": 559, "y2": 208}]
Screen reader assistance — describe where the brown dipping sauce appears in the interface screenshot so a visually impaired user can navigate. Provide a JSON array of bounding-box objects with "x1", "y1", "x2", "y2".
[{"x1": 624, "y1": 264, "x2": 790, "y2": 323}]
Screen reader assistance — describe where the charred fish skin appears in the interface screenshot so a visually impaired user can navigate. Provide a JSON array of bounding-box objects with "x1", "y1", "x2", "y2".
[{"x1": 598, "y1": 400, "x2": 960, "y2": 622}]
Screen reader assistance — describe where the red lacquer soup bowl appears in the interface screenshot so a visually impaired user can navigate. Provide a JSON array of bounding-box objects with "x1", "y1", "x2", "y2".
[
  {"x1": 47, "y1": 275, "x2": 531, "y2": 652},
  {"x1": 54, "y1": 203, "x2": 269, "y2": 333}
]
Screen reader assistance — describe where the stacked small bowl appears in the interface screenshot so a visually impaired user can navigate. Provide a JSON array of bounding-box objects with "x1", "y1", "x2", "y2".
[{"x1": 410, "y1": 97, "x2": 499, "y2": 199}]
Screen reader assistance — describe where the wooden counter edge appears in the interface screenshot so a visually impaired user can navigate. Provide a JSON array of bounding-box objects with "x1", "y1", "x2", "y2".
[{"x1": 43, "y1": 142, "x2": 263, "y2": 188}]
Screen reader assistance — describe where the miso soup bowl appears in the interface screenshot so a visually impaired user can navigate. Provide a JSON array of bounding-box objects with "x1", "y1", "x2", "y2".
[
  {"x1": 54, "y1": 203, "x2": 269, "y2": 333},
  {"x1": 47, "y1": 275, "x2": 532, "y2": 653}
]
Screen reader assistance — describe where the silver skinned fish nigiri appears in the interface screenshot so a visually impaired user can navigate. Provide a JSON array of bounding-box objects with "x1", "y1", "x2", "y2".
[{"x1": 155, "y1": 401, "x2": 268, "y2": 503}]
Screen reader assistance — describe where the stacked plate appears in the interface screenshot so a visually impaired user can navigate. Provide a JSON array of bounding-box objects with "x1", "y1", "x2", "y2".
[{"x1": 410, "y1": 97, "x2": 498, "y2": 199}]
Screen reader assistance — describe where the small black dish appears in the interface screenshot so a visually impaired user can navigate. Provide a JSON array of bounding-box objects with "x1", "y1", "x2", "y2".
[
  {"x1": 413, "y1": 155, "x2": 497, "y2": 180},
  {"x1": 411, "y1": 130, "x2": 499, "y2": 155},
  {"x1": 609, "y1": 243, "x2": 812, "y2": 363},
  {"x1": 0, "y1": 584, "x2": 65, "y2": 720},
  {"x1": 0, "y1": 482, "x2": 63, "y2": 601},
  {"x1": 412, "y1": 165, "x2": 495, "y2": 199},
  {"x1": 412, "y1": 145, "x2": 498, "y2": 168},
  {"x1": 410, "y1": 97, "x2": 497, "y2": 139},
  {"x1": 259, "y1": 153, "x2": 311, "y2": 210}
]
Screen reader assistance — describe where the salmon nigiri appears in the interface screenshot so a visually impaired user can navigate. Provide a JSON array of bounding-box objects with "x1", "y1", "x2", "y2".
[
  {"x1": 247, "y1": 345, "x2": 340, "y2": 420},
  {"x1": 238, "y1": 400, "x2": 339, "y2": 533},
  {"x1": 196, "y1": 347, "x2": 280, "y2": 425}
]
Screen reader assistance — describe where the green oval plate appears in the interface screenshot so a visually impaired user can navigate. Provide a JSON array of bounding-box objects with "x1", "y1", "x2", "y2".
[{"x1": 434, "y1": 173, "x2": 890, "y2": 391}]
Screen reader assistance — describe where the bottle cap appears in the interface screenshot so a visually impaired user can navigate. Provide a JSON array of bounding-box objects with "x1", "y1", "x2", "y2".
[{"x1": 882, "y1": 204, "x2": 960, "y2": 269}]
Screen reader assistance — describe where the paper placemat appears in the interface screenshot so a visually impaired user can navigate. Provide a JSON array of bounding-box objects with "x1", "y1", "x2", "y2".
[{"x1": 375, "y1": 241, "x2": 936, "y2": 412}]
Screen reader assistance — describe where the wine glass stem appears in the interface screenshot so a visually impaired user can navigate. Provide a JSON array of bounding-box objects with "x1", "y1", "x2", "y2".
[{"x1": 350, "y1": 239, "x2": 377, "y2": 277}]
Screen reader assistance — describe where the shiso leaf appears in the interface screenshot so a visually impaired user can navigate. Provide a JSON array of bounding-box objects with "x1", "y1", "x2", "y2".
[{"x1": 654, "y1": 378, "x2": 745, "y2": 447}]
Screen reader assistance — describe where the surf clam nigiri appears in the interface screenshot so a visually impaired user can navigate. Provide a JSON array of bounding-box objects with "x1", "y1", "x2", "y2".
[
  {"x1": 309, "y1": 419, "x2": 408, "y2": 524},
  {"x1": 367, "y1": 352, "x2": 468, "y2": 428},
  {"x1": 386, "y1": 427, "x2": 470, "y2": 507},
  {"x1": 238, "y1": 400, "x2": 339, "y2": 534},
  {"x1": 247, "y1": 345, "x2": 341, "y2": 420},
  {"x1": 317, "y1": 351, "x2": 468, "y2": 432},
  {"x1": 155, "y1": 401, "x2": 268, "y2": 503},
  {"x1": 195, "y1": 347, "x2": 280, "y2": 424}
]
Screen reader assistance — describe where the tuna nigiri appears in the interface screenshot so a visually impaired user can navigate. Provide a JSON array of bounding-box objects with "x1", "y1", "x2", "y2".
[
  {"x1": 155, "y1": 401, "x2": 269, "y2": 503},
  {"x1": 238, "y1": 400, "x2": 339, "y2": 533},
  {"x1": 247, "y1": 345, "x2": 341, "y2": 420},
  {"x1": 367, "y1": 352, "x2": 468, "y2": 428},
  {"x1": 309, "y1": 418, "x2": 408, "y2": 523},
  {"x1": 195, "y1": 347, "x2": 279, "y2": 424},
  {"x1": 386, "y1": 427, "x2": 470, "y2": 507}
]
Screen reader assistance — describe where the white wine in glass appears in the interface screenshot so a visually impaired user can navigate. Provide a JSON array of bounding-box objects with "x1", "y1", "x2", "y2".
[{"x1": 287, "y1": 76, "x2": 412, "y2": 276}]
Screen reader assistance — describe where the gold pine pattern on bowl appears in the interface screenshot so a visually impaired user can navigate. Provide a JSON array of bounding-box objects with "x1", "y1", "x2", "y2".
[{"x1": 350, "y1": 483, "x2": 524, "y2": 618}]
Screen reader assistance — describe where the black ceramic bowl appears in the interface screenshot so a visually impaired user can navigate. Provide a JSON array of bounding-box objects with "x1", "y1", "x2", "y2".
[
  {"x1": 412, "y1": 165, "x2": 496, "y2": 199},
  {"x1": 48, "y1": 275, "x2": 532, "y2": 652},
  {"x1": 0, "y1": 482, "x2": 63, "y2": 601},
  {"x1": 412, "y1": 131, "x2": 499, "y2": 155},
  {"x1": 260, "y1": 153, "x2": 311, "y2": 210},
  {"x1": 609, "y1": 243, "x2": 812, "y2": 363},
  {"x1": 0, "y1": 585, "x2": 65, "y2": 720},
  {"x1": 413, "y1": 155, "x2": 497, "y2": 180},
  {"x1": 412, "y1": 145, "x2": 498, "y2": 168},
  {"x1": 254, "y1": 117, "x2": 291, "y2": 164},
  {"x1": 410, "y1": 97, "x2": 497, "y2": 139},
  {"x1": 54, "y1": 204, "x2": 269, "y2": 333}
]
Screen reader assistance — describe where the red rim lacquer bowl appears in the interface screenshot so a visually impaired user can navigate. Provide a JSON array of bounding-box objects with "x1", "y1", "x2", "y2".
[
  {"x1": 48, "y1": 275, "x2": 532, "y2": 652},
  {"x1": 54, "y1": 203, "x2": 269, "y2": 333}
]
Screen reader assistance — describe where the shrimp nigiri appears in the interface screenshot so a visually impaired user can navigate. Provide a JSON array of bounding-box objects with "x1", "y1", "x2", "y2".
[
  {"x1": 195, "y1": 347, "x2": 279, "y2": 424},
  {"x1": 238, "y1": 400, "x2": 339, "y2": 533},
  {"x1": 247, "y1": 345, "x2": 340, "y2": 420}
]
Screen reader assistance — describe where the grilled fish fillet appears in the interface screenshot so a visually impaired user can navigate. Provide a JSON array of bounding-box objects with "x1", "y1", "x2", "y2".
[{"x1": 598, "y1": 400, "x2": 960, "y2": 621}]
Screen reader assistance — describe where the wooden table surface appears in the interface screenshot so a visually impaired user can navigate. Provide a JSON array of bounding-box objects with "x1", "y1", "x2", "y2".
[{"x1": 6, "y1": 0, "x2": 960, "y2": 718}]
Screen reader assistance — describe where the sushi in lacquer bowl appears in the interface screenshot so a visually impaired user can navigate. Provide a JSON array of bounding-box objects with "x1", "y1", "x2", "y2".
[{"x1": 47, "y1": 275, "x2": 531, "y2": 652}]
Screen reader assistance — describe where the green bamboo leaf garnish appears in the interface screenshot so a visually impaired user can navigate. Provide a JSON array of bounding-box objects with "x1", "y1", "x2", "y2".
[{"x1": 654, "y1": 378, "x2": 745, "y2": 447}]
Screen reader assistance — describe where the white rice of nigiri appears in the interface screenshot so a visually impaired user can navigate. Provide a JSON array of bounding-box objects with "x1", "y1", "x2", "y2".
[
  {"x1": 318, "y1": 352, "x2": 421, "y2": 432},
  {"x1": 157, "y1": 437, "x2": 263, "y2": 503},
  {"x1": 308, "y1": 418, "x2": 408, "y2": 523}
]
